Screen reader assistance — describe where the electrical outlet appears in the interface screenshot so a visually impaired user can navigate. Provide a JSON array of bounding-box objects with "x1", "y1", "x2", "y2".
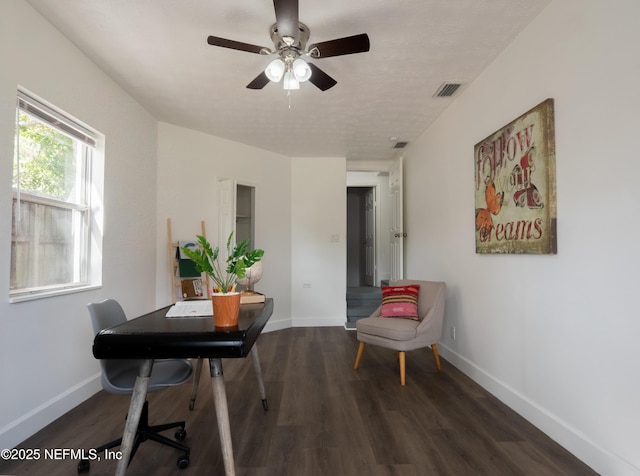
[{"x1": 450, "y1": 325, "x2": 456, "y2": 340}]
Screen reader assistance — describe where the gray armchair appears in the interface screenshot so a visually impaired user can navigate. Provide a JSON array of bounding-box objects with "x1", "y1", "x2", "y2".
[{"x1": 354, "y1": 280, "x2": 446, "y2": 385}]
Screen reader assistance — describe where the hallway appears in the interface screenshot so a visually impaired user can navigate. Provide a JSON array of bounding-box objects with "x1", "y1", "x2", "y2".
[{"x1": 346, "y1": 285, "x2": 381, "y2": 329}]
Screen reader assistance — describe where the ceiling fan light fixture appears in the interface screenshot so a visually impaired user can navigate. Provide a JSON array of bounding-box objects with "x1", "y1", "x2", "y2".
[
  {"x1": 283, "y1": 70, "x2": 300, "y2": 90},
  {"x1": 206, "y1": 3, "x2": 371, "y2": 92},
  {"x1": 292, "y1": 58, "x2": 312, "y2": 82},
  {"x1": 265, "y1": 58, "x2": 285, "y2": 82}
]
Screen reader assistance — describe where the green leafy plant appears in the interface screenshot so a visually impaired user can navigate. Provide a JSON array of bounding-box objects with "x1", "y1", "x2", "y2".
[{"x1": 181, "y1": 232, "x2": 264, "y2": 294}]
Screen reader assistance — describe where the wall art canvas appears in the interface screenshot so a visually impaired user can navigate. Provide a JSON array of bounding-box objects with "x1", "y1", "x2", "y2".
[{"x1": 475, "y1": 98, "x2": 557, "y2": 254}]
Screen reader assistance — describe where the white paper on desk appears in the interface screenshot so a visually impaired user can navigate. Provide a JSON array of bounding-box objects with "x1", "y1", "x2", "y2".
[{"x1": 165, "y1": 300, "x2": 213, "y2": 318}]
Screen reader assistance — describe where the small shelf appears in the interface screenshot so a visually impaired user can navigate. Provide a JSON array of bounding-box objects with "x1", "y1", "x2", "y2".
[
  {"x1": 236, "y1": 185, "x2": 255, "y2": 249},
  {"x1": 167, "y1": 218, "x2": 210, "y2": 303}
]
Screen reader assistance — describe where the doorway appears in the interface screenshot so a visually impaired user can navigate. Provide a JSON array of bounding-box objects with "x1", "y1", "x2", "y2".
[
  {"x1": 345, "y1": 162, "x2": 403, "y2": 329},
  {"x1": 236, "y1": 184, "x2": 255, "y2": 249},
  {"x1": 346, "y1": 186, "x2": 381, "y2": 329},
  {"x1": 347, "y1": 187, "x2": 375, "y2": 287},
  {"x1": 218, "y1": 178, "x2": 256, "y2": 254}
]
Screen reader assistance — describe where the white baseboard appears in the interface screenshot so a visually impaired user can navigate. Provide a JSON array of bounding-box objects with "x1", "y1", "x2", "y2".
[
  {"x1": 265, "y1": 316, "x2": 346, "y2": 332},
  {"x1": 0, "y1": 373, "x2": 101, "y2": 450},
  {"x1": 263, "y1": 318, "x2": 292, "y2": 333},
  {"x1": 438, "y1": 344, "x2": 638, "y2": 476},
  {"x1": 291, "y1": 316, "x2": 346, "y2": 327}
]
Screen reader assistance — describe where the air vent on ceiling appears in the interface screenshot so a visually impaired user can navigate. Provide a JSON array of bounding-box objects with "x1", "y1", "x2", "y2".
[
  {"x1": 393, "y1": 141, "x2": 409, "y2": 149},
  {"x1": 434, "y1": 82, "x2": 462, "y2": 97}
]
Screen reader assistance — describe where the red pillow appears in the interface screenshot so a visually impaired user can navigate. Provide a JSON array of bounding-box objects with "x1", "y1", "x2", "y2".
[{"x1": 380, "y1": 285, "x2": 420, "y2": 320}]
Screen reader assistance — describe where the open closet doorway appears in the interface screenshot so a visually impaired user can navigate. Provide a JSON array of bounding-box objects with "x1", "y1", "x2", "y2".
[
  {"x1": 219, "y1": 179, "x2": 256, "y2": 293},
  {"x1": 235, "y1": 184, "x2": 255, "y2": 249},
  {"x1": 218, "y1": 179, "x2": 256, "y2": 248}
]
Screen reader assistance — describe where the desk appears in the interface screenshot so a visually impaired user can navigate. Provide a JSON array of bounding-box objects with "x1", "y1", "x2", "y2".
[{"x1": 93, "y1": 299, "x2": 273, "y2": 476}]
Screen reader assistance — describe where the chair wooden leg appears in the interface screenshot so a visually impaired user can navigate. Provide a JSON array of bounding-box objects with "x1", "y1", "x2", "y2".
[
  {"x1": 399, "y1": 351, "x2": 406, "y2": 386},
  {"x1": 189, "y1": 358, "x2": 203, "y2": 410},
  {"x1": 432, "y1": 344, "x2": 442, "y2": 370},
  {"x1": 354, "y1": 342, "x2": 365, "y2": 369}
]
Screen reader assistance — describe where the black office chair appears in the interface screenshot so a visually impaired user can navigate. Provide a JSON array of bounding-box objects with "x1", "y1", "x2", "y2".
[{"x1": 78, "y1": 299, "x2": 192, "y2": 473}]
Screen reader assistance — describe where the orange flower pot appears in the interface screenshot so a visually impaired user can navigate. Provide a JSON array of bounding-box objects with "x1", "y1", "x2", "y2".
[{"x1": 211, "y1": 292, "x2": 241, "y2": 328}]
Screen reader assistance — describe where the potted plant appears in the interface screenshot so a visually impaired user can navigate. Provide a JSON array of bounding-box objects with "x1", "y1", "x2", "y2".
[{"x1": 181, "y1": 232, "x2": 264, "y2": 327}]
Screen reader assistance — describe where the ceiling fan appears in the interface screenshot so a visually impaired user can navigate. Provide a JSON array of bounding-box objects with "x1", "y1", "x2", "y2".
[{"x1": 206, "y1": 0, "x2": 370, "y2": 91}]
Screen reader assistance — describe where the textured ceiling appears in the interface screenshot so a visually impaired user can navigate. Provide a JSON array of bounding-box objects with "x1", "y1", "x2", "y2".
[{"x1": 26, "y1": 0, "x2": 550, "y2": 163}]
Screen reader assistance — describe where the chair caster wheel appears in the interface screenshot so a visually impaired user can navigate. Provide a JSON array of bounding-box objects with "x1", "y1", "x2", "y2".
[
  {"x1": 177, "y1": 454, "x2": 190, "y2": 469},
  {"x1": 175, "y1": 428, "x2": 187, "y2": 440},
  {"x1": 77, "y1": 459, "x2": 90, "y2": 473}
]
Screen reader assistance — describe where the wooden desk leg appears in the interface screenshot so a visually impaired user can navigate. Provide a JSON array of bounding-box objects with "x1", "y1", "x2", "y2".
[
  {"x1": 189, "y1": 358, "x2": 204, "y2": 410},
  {"x1": 209, "y1": 358, "x2": 235, "y2": 476},
  {"x1": 115, "y1": 359, "x2": 153, "y2": 476}
]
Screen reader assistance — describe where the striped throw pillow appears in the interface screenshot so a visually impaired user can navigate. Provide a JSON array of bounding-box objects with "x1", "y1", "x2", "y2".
[{"x1": 380, "y1": 285, "x2": 420, "y2": 320}]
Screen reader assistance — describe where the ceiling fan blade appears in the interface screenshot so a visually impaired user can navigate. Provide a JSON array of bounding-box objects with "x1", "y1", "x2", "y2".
[
  {"x1": 207, "y1": 36, "x2": 271, "y2": 55},
  {"x1": 308, "y1": 33, "x2": 370, "y2": 58},
  {"x1": 307, "y1": 63, "x2": 337, "y2": 91},
  {"x1": 273, "y1": 0, "x2": 299, "y2": 41},
  {"x1": 246, "y1": 72, "x2": 271, "y2": 90}
]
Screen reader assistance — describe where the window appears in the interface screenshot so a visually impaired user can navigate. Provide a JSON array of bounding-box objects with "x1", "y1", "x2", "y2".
[{"x1": 10, "y1": 90, "x2": 102, "y2": 300}]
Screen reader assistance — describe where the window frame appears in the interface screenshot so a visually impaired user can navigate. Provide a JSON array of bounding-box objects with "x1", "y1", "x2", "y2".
[{"x1": 9, "y1": 89, "x2": 102, "y2": 302}]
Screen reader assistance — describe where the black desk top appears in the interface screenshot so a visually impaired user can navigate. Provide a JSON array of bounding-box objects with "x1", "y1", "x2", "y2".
[{"x1": 93, "y1": 298, "x2": 273, "y2": 360}]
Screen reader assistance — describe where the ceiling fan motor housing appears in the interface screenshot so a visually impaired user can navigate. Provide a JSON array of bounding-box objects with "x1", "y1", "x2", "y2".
[{"x1": 270, "y1": 22, "x2": 310, "y2": 59}]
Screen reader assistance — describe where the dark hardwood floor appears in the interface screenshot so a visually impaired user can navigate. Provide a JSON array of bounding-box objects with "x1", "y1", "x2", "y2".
[{"x1": 1, "y1": 327, "x2": 597, "y2": 475}]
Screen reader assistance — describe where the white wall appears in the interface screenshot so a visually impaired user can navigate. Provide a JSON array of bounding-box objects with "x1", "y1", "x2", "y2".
[
  {"x1": 0, "y1": 1, "x2": 158, "y2": 449},
  {"x1": 402, "y1": 1, "x2": 640, "y2": 474},
  {"x1": 155, "y1": 122, "x2": 292, "y2": 330},
  {"x1": 291, "y1": 158, "x2": 347, "y2": 326}
]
